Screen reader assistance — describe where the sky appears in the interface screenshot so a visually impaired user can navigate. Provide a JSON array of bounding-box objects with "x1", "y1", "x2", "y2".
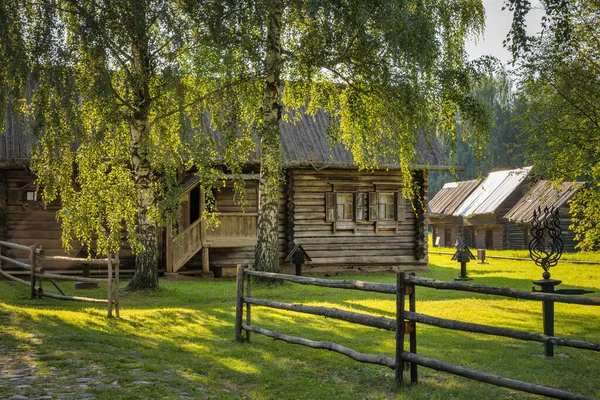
[{"x1": 465, "y1": 0, "x2": 545, "y2": 66}]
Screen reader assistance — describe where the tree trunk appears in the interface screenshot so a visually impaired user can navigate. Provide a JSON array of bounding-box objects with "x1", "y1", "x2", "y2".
[
  {"x1": 126, "y1": 20, "x2": 159, "y2": 290},
  {"x1": 255, "y1": 0, "x2": 284, "y2": 272}
]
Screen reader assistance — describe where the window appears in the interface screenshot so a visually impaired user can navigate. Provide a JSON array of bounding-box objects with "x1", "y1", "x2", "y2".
[
  {"x1": 378, "y1": 193, "x2": 395, "y2": 220},
  {"x1": 336, "y1": 193, "x2": 354, "y2": 221},
  {"x1": 25, "y1": 191, "x2": 37, "y2": 201}
]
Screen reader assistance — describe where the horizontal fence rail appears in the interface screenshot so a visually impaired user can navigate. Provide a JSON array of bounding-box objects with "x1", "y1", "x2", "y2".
[
  {"x1": 0, "y1": 241, "x2": 120, "y2": 317},
  {"x1": 236, "y1": 268, "x2": 600, "y2": 400},
  {"x1": 406, "y1": 276, "x2": 600, "y2": 306}
]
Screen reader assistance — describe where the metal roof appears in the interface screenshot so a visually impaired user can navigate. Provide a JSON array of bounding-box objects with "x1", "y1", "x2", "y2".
[
  {"x1": 453, "y1": 167, "x2": 532, "y2": 217},
  {"x1": 429, "y1": 179, "x2": 482, "y2": 216},
  {"x1": 504, "y1": 180, "x2": 585, "y2": 223}
]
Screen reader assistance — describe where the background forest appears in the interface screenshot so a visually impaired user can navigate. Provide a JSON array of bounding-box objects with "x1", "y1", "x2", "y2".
[{"x1": 428, "y1": 70, "x2": 527, "y2": 197}]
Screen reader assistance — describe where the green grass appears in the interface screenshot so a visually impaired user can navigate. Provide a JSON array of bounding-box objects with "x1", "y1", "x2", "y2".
[{"x1": 1, "y1": 253, "x2": 599, "y2": 399}]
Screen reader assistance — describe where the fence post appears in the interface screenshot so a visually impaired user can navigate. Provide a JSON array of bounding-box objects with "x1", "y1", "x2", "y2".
[
  {"x1": 29, "y1": 245, "x2": 37, "y2": 299},
  {"x1": 114, "y1": 254, "x2": 120, "y2": 318},
  {"x1": 245, "y1": 264, "x2": 252, "y2": 342},
  {"x1": 235, "y1": 264, "x2": 245, "y2": 342},
  {"x1": 409, "y1": 272, "x2": 418, "y2": 384},
  {"x1": 395, "y1": 272, "x2": 406, "y2": 387},
  {"x1": 107, "y1": 255, "x2": 113, "y2": 318}
]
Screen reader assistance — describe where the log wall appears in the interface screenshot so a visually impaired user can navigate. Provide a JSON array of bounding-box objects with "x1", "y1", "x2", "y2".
[
  {"x1": 289, "y1": 168, "x2": 427, "y2": 268},
  {"x1": 0, "y1": 168, "x2": 135, "y2": 273}
]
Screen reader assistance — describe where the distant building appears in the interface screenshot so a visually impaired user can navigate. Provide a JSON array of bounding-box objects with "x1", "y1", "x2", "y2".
[
  {"x1": 428, "y1": 179, "x2": 481, "y2": 247},
  {"x1": 504, "y1": 180, "x2": 585, "y2": 252},
  {"x1": 453, "y1": 167, "x2": 532, "y2": 250}
]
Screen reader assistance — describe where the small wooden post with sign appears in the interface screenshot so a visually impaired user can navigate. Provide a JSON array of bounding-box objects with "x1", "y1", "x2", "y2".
[{"x1": 285, "y1": 244, "x2": 311, "y2": 276}]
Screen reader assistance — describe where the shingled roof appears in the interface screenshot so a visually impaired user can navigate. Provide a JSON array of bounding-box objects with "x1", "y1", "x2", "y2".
[
  {"x1": 429, "y1": 179, "x2": 482, "y2": 216},
  {"x1": 2, "y1": 109, "x2": 445, "y2": 169},
  {"x1": 504, "y1": 180, "x2": 585, "y2": 223}
]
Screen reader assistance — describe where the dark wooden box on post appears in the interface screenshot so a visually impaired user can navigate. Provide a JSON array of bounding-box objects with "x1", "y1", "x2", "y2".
[{"x1": 285, "y1": 244, "x2": 311, "y2": 276}]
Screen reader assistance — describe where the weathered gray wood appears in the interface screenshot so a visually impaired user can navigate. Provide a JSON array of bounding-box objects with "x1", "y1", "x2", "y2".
[
  {"x1": 408, "y1": 275, "x2": 418, "y2": 384},
  {"x1": 0, "y1": 254, "x2": 42, "y2": 272},
  {"x1": 235, "y1": 264, "x2": 244, "y2": 342},
  {"x1": 405, "y1": 311, "x2": 600, "y2": 352},
  {"x1": 0, "y1": 240, "x2": 44, "y2": 254},
  {"x1": 49, "y1": 279, "x2": 66, "y2": 296},
  {"x1": 114, "y1": 254, "x2": 120, "y2": 318},
  {"x1": 41, "y1": 255, "x2": 120, "y2": 265},
  {"x1": 243, "y1": 324, "x2": 396, "y2": 369},
  {"x1": 0, "y1": 269, "x2": 30, "y2": 286},
  {"x1": 36, "y1": 288, "x2": 109, "y2": 304},
  {"x1": 395, "y1": 272, "x2": 405, "y2": 386},
  {"x1": 245, "y1": 264, "x2": 252, "y2": 343},
  {"x1": 107, "y1": 256, "x2": 113, "y2": 318},
  {"x1": 29, "y1": 245, "x2": 37, "y2": 299},
  {"x1": 401, "y1": 352, "x2": 595, "y2": 400},
  {"x1": 244, "y1": 297, "x2": 396, "y2": 331},
  {"x1": 245, "y1": 270, "x2": 396, "y2": 294},
  {"x1": 405, "y1": 276, "x2": 600, "y2": 306},
  {"x1": 38, "y1": 272, "x2": 107, "y2": 283}
]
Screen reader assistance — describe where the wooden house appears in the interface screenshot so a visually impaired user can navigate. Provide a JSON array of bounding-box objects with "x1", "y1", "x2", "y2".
[
  {"x1": 504, "y1": 181, "x2": 584, "y2": 252},
  {"x1": 428, "y1": 179, "x2": 482, "y2": 247},
  {"x1": 0, "y1": 110, "x2": 445, "y2": 276},
  {"x1": 453, "y1": 167, "x2": 532, "y2": 250}
]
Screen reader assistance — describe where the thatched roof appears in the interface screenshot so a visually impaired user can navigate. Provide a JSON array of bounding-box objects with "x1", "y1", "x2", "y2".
[
  {"x1": 504, "y1": 180, "x2": 585, "y2": 223},
  {"x1": 2, "y1": 108, "x2": 446, "y2": 170}
]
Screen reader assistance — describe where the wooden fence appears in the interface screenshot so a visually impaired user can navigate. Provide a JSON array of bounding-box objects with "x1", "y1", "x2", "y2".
[
  {"x1": 0, "y1": 240, "x2": 120, "y2": 318},
  {"x1": 235, "y1": 267, "x2": 599, "y2": 400}
]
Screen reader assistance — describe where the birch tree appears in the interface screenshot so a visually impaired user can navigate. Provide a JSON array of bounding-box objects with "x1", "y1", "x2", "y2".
[
  {"x1": 0, "y1": 0, "x2": 255, "y2": 289},
  {"x1": 192, "y1": 0, "x2": 489, "y2": 272}
]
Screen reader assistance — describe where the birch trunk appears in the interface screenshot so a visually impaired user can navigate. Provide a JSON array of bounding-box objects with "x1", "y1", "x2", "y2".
[
  {"x1": 255, "y1": 0, "x2": 284, "y2": 273},
  {"x1": 126, "y1": 21, "x2": 159, "y2": 290}
]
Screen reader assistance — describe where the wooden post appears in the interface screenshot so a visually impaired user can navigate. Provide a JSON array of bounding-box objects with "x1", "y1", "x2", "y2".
[
  {"x1": 245, "y1": 264, "x2": 252, "y2": 342},
  {"x1": 395, "y1": 272, "x2": 406, "y2": 387},
  {"x1": 235, "y1": 264, "x2": 245, "y2": 342},
  {"x1": 0, "y1": 246, "x2": 3, "y2": 271},
  {"x1": 107, "y1": 255, "x2": 113, "y2": 318},
  {"x1": 166, "y1": 223, "x2": 173, "y2": 273},
  {"x1": 202, "y1": 247, "x2": 210, "y2": 275},
  {"x1": 29, "y1": 245, "x2": 37, "y2": 299},
  {"x1": 409, "y1": 273, "x2": 418, "y2": 384},
  {"x1": 114, "y1": 254, "x2": 120, "y2": 318}
]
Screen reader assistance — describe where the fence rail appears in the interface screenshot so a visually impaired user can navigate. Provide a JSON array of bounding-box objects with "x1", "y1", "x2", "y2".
[
  {"x1": 235, "y1": 268, "x2": 599, "y2": 400},
  {"x1": 0, "y1": 241, "x2": 120, "y2": 318}
]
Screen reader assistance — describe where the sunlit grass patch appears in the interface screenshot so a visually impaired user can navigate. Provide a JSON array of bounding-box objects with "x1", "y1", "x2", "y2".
[{"x1": 1, "y1": 250, "x2": 599, "y2": 399}]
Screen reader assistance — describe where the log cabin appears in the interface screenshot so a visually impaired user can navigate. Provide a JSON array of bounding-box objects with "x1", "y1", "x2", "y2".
[
  {"x1": 428, "y1": 179, "x2": 482, "y2": 248},
  {"x1": 452, "y1": 167, "x2": 533, "y2": 250},
  {"x1": 504, "y1": 180, "x2": 584, "y2": 252},
  {"x1": 0, "y1": 109, "x2": 446, "y2": 276}
]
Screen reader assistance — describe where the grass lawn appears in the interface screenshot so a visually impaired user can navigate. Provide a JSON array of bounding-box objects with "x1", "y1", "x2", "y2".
[{"x1": 1, "y1": 252, "x2": 599, "y2": 399}]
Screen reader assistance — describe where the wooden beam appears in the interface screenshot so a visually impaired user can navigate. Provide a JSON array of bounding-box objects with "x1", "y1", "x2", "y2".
[
  {"x1": 202, "y1": 247, "x2": 209, "y2": 274},
  {"x1": 244, "y1": 270, "x2": 395, "y2": 294},
  {"x1": 405, "y1": 311, "x2": 600, "y2": 352},
  {"x1": 401, "y1": 352, "x2": 595, "y2": 400},
  {"x1": 245, "y1": 297, "x2": 395, "y2": 331},
  {"x1": 243, "y1": 325, "x2": 395, "y2": 369},
  {"x1": 405, "y1": 276, "x2": 600, "y2": 306}
]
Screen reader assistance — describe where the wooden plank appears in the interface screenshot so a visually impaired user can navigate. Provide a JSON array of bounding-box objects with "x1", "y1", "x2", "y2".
[{"x1": 235, "y1": 265, "x2": 244, "y2": 342}]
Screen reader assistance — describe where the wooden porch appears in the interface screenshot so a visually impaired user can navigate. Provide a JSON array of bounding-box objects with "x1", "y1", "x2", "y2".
[{"x1": 166, "y1": 178, "x2": 258, "y2": 274}]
